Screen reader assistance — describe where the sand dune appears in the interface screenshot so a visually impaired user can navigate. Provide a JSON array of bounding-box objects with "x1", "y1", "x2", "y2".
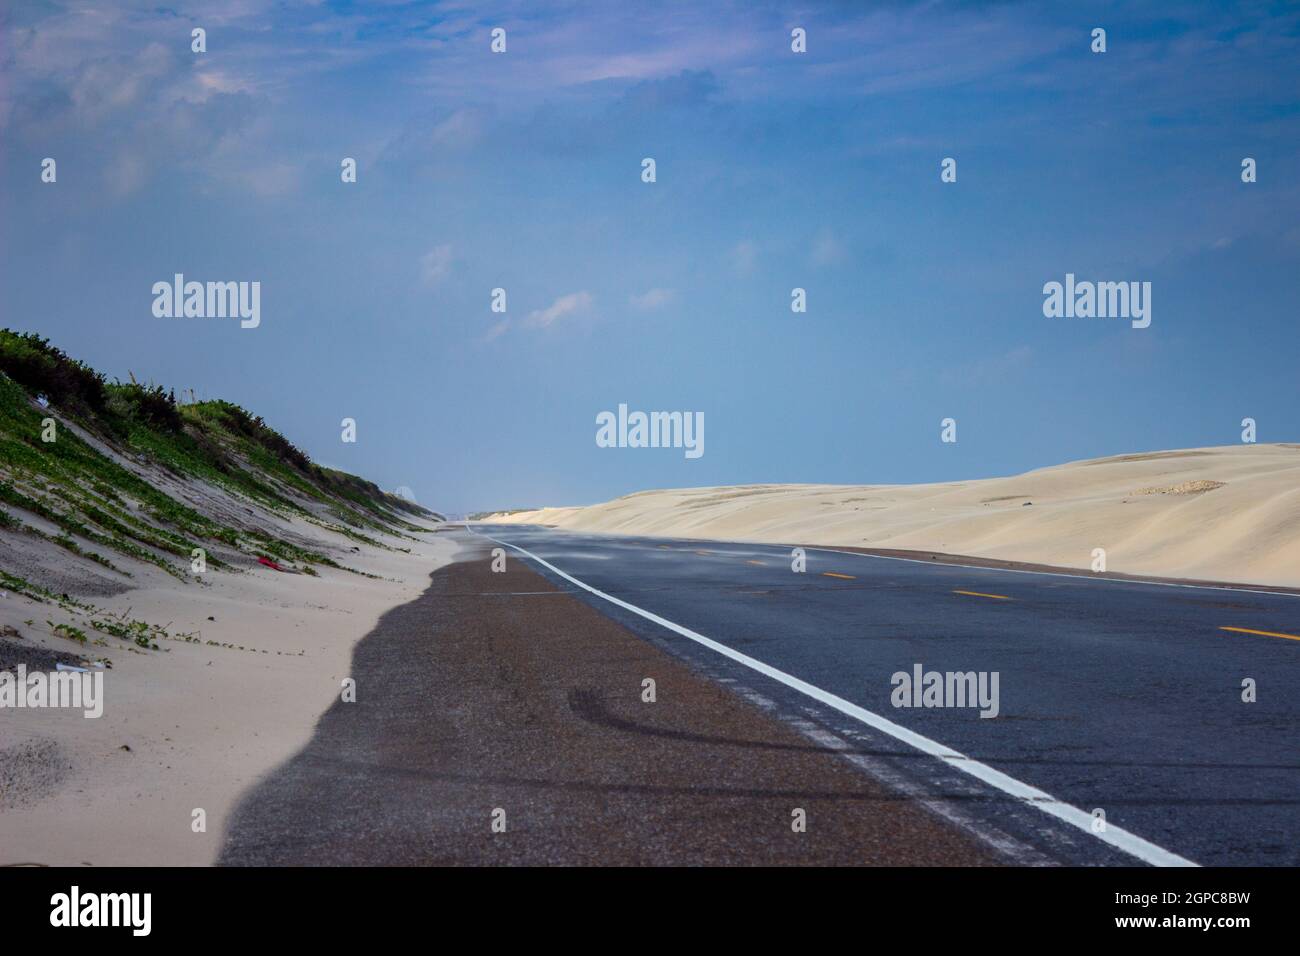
[
  {"x1": 0, "y1": 338, "x2": 453, "y2": 865},
  {"x1": 491, "y1": 444, "x2": 1300, "y2": 588},
  {"x1": 0, "y1": 511, "x2": 457, "y2": 866}
]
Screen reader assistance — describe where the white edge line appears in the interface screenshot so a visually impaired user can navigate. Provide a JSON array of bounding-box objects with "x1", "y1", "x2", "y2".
[{"x1": 466, "y1": 525, "x2": 1198, "y2": 868}]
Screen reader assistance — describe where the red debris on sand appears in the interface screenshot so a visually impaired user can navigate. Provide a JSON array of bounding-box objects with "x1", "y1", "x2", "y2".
[{"x1": 257, "y1": 556, "x2": 287, "y2": 572}]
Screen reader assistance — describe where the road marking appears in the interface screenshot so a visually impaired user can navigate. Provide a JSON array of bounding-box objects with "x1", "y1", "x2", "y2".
[
  {"x1": 694, "y1": 550, "x2": 712, "y2": 556},
  {"x1": 745, "y1": 559, "x2": 766, "y2": 567},
  {"x1": 822, "y1": 571, "x2": 856, "y2": 580},
  {"x1": 1220, "y1": 626, "x2": 1300, "y2": 643},
  {"x1": 954, "y1": 589, "x2": 1012, "y2": 601},
  {"x1": 472, "y1": 524, "x2": 1300, "y2": 599},
  {"x1": 805, "y1": 545, "x2": 1300, "y2": 598},
  {"x1": 467, "y1": 525, "x2": 1198, "y2": 868}
]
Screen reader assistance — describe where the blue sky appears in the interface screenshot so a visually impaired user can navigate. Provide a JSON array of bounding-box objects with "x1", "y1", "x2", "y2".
[{"x1": 3, "y1": 0, "x2": 1299, "y2": 514}]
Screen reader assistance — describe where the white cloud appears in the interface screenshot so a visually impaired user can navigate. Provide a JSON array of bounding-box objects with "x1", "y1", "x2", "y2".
[
  {"x1": 810, "y1": 229, "x2": 847, "y2": 267},
  {"x1": 482, "y1": 318, "x2": 511, "y2": 343},
  {"x1": 629, "y1": 287, "x2": 675, "y2": 310},
  {"x1": 420, "y1": 244, "x2": 453, "y2": 284},
  {"x1": 730, "y1": 240, "x2": 758, "y2": 276},
  {"x1": 106, "y1": 150, "x2": 147, "y2": 198},
  {"x1": 524, "y1": 290, "x2": 593, "y2": 329},
  {"x1": 245, "y1": 161, "x2": 300, "y2": 197},
  {"x1": 480, "y1": 291, "x2": 594, "y2": 342}
]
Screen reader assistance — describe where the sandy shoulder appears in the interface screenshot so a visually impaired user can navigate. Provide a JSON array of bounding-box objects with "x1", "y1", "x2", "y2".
[{"x1": 0, "y1": 529, "x2": 459, "y2": 866}]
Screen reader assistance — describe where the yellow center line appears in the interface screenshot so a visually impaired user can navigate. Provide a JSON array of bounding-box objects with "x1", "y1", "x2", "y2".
[
  {"x1": 822, "y1": 571, "x2": 856, "y2": 580},
  {"x1": 745, "y1": 560, "x2": 765, "y2": 566},
  {"x1": 1220, "y1": 626, "x2": 1300, "y2": 643},
  {"x1": 953, "y1": 590, "x2": 1013, "y2": 601}
]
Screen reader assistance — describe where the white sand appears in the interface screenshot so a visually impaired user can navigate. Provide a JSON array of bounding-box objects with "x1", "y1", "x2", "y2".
[
  {"x1": 0, "y1": 520, "x2": 458, "y2": 865},
  {"x1": 491, "y1": 444, "x2": 1300, "y2": 588}
]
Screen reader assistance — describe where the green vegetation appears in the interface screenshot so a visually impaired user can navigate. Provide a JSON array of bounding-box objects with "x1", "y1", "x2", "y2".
[
  {"x1": 89, "y1": 609, "x2": 171, "y2": 649},
  {"x1": 49, "y1": 621, "x2": 87, "y2": 644},
  {"x1": 0, "y1": 329, "x2": 435, "y2": 589}
]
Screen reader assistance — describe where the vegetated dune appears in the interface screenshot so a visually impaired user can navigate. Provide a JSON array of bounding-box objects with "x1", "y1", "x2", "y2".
[
  {"x1": 0, "y1": 330, "x2": 452, "y2": 865},
  {"x1": 490, "y1": 444, "x2": 1300, "y2": 588}
]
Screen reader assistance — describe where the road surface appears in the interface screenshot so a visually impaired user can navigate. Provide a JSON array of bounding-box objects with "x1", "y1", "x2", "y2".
[
  {"x1": 464, "y1": 525, "x2": 1300, "y2": 866},
  {"x1": 221, "y1": 524, "x2": 1299, "y2": 866}
]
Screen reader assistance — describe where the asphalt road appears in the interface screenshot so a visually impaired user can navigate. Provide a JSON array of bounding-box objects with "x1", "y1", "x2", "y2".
[
  {"x1": 466, "y1": 524, "x2": 1300, "y2": 866},
  {"x1": 219, "y1": 542, "x2": 1000, "y2": 865}
]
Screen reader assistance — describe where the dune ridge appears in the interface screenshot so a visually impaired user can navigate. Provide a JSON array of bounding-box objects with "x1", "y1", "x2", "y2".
[{"x1": 490, "y1": 444, "x2": 1300, "y2": 588}]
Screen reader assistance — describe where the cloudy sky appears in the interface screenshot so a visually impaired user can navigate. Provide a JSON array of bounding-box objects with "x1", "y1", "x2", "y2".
[{"x1": 3, "y1": 1, "x2": 1299, "y2": 514}]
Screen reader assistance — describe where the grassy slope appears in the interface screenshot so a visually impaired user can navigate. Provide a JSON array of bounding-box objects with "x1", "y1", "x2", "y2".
[{"x1": 0, "y1": 329, "x2": 438, "y2": 601}]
